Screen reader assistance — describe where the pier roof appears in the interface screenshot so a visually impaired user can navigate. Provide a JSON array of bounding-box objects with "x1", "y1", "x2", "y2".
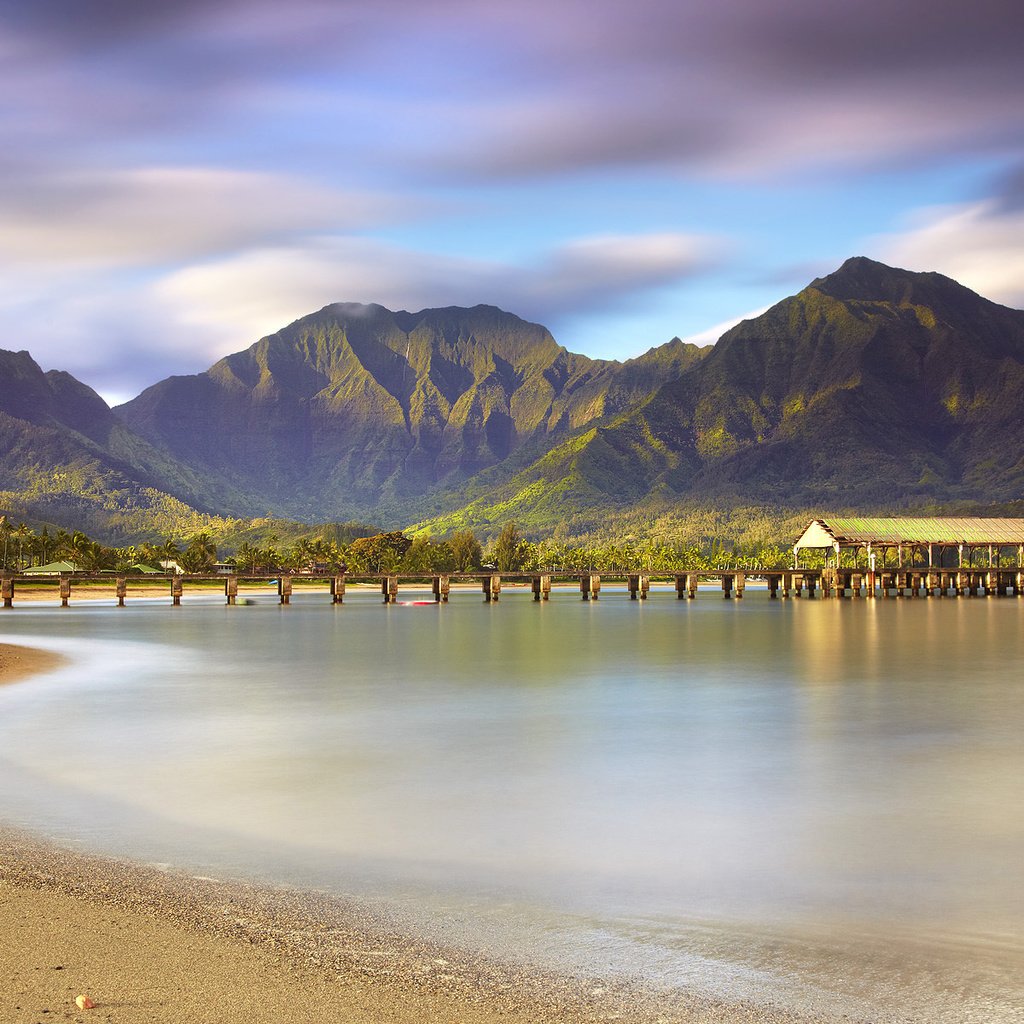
[{"x1": 795, "y1": 517, "x2": 1024, "y2": 548}]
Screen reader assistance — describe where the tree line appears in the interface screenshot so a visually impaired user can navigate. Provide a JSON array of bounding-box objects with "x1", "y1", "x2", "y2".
[{"x1": 0, "y1": 518, "x2": 796, "y2": 575}]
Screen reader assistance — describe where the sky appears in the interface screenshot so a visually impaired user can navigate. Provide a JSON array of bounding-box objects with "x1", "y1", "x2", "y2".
[{"x1": 3, "y1": 0, "x2": 1024, "y2": 405}]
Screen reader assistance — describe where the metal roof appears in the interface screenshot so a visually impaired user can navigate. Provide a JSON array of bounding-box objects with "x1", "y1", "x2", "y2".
[{"x1": 795, "y1": 517, "x2": 1024, "y2": 547}]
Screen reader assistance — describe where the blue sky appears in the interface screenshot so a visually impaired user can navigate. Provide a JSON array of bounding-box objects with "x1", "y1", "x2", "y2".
[{"x1": 2, "y1": 0, "x2": 1023, "y2": 403}]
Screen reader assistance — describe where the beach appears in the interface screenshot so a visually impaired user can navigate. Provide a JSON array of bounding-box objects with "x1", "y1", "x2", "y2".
[
  {"x1": 4, "y1": 620, "x2": 1020, "y2": 1024},
  {"x1": 0, "y1": 830, "x2": 833, "y2": 1024},
  {"x1": 0, "y1": 642, "x2": 69, "y2": 685},
  {"x1": 0, "y1": 641, "x2": 850, "y2": 1024}
]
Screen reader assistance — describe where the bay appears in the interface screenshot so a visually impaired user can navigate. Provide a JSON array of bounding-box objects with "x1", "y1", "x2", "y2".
[{"x1": 1, "y1": 586, "x2": 1022, "y2": 1021}]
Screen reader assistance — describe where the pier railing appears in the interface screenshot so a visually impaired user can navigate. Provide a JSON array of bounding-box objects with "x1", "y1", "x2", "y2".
[{"x1": 2, "y1": 567, "x2": 1023, "y2": 608}]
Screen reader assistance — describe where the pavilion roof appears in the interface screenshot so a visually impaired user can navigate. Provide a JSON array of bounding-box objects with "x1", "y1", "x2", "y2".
[{"x1": 794, "y1": 517, "x2": 1024, "y2": 548}]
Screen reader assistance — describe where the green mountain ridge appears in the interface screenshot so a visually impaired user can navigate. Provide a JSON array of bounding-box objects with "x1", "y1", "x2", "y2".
[
  {"x1": 411, "y1": 258, "x2": 1024, "y2": 533},
  {"x1": 115, "y1": 303, "x2": 705, "y2": 520},
  {"x1": 2, "y1": 258, "x2": 1024, "y2": 545}
]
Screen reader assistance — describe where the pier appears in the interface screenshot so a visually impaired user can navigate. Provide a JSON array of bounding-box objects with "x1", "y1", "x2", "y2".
[
  {"x1": 3, "y1": 566, "x2": 1024, "y2": 608},
  {"x1": 5, "y1": 518, "x2": 1024, "y2": 610}
]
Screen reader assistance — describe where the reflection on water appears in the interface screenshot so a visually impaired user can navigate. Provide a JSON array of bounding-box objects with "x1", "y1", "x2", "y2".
[{"x1": 1, "y1": 588, "x2": 1022, "y2": 1020}]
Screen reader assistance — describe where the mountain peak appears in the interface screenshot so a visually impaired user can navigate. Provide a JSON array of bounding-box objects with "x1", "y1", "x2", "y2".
[{"x1": 808, "y1": 256, "x2": 980, "y2": 310}]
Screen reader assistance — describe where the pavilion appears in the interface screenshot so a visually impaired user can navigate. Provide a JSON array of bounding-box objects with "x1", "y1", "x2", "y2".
[{"x1": 792, "y1": 517, "x2": 1024, "y2": 569}]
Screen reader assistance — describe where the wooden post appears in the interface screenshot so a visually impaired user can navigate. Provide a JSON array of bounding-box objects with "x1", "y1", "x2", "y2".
[
  {"x1": 278, "y1": 575, "x2": 292, "y2": 605},
  {"x1": 116, "y1": 577, "x2": 127, "y2": 607},
  {"x1": 674, "y1": 574, "x2": 687, "y2": 600},
  {"x1": 433, "y1": 575, "x2": 450, "y2": 603},
  {"x1": 531, "y1": 575, "x2": 551, "y2": 601},
  {"x1": 793, "y1": 573, "x2": 804, "y2": 598},
  {"x1": 638, "y1": 574, "x2": 649, "y2": 599},
  {"x1": 721, "y1": 573, "x2": 733, "y2": 599},
  {"x1": 804, "y1": 573, "x2": 816, "y2": 599},
  {"x1": 225, "y1": 574, "x2": 238, "y2": 605},
  {"x1": 627, "y1": 574, "x2": 639, "y2": 600},
  {"x1": 170, "y1": 575, "x2": 183, "y2": 606},
  {"x1": 580, "y1": 575, "x2": 591, "y2": 601},
  {"x1": 781, "y1": 572, "x2": 792, "y2": 599},
  {"x1": 331, "y1": 575, "x2": 345, "y2": 604},
  {"x1": 767, "y1": 574, "x2": 779, "y2": 599},
  {"x1": 1, "y1": 576, "x2": 13, "y2": 608},
  {"x1": 383, "y1": 576, "x2": 398, "y2": 604},
  {"x1": 59, "y1": 575, "x2": 72, "y2": 607},
  {"x1": 489, "y1": 575, "x2": 501, "y2": 602},
  {"x1": 866, "y1": 570, "x2": 876, "y2": 599},
  {"x1": 590, "y1": 574, "x2": 600, "y2": 600}
]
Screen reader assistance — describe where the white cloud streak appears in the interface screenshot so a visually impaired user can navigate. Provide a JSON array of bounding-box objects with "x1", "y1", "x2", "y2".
[{"x1": 877, "y1": 201, "x2": 1024, "y2": 310}]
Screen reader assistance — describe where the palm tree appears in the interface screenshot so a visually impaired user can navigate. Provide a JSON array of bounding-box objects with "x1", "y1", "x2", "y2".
[
  {"x1": 181, "y1": 533, "x2": 217, "y2": 572},
  {"x1": 0, "y1": 518, "x2": 12, "y2": 570},
  {"x1": 14, "y1": 523, "x2": 31, "y2": 570},
  {"x1": 66, "y1": 531, "x2": 92, "y2": 570}
]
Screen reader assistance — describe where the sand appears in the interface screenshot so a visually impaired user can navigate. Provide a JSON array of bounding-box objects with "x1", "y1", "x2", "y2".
[
  {"x1": 0, "y1": 642, "x2": 69, "y2": 684},
  {"x1": 0, "y1": 646, "x2": 841, "y2": 1024},
  {"x1": 0, "y1": 829, "x2": 842, "y2": 1024}
]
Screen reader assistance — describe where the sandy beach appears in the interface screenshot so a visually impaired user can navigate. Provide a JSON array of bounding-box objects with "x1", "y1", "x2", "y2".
[
  {"x1": 0, "y1": 827, "x2": 848, "y2": 1024},
  {"x1": 0, "y1": 642, "x2": 69, "y2": 685},
  {"x1": 0, "y1": 644, "x2": 862, "y2": 1024}
]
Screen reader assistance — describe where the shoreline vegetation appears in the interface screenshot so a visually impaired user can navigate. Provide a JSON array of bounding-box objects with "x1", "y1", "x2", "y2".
[{"x1": 0, "y1": 645, "x2": 842, "y2": 1024}]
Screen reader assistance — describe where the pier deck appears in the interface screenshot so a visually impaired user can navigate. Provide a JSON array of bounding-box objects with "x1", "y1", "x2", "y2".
[{"x1": 3, "y1": 567, "x2": 1023, "y2": 608}]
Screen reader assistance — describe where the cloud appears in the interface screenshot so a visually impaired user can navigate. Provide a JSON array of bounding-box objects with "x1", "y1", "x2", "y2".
[
  {"x1": 0, "y1": 166, "x2": 413, "y2": 268},
  {"x1": 877, "y1": 201, "x2": 1024, "y2": 309},
  {"x1": 0, "y1": 228, "x2": 719, "y2": 402},
  {"x1": 155, "y1": 230, "x2": 720, "y2": 350},
  {"x1": 4, "y1": 0, "x2": 1022, "y2": 183}
]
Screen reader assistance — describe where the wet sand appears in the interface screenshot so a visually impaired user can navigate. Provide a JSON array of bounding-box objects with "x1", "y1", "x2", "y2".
[
  {"x1": 0, "y1": 642, "x2": 69, "y2": 684},
  {"x1": 0, "y1": 643, "x2": 858, "y2": 1024},
  {"x1": 0, "y1": 828, "x2": 850, "y2": 1024}
]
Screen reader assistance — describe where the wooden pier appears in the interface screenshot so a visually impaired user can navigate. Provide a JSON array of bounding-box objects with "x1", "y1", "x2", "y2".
[{"x1": 3, "y1": 567, "x2": 1024, "y2": 609}]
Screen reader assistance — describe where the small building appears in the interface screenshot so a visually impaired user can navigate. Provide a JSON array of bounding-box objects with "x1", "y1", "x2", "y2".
[
  {"x1": 794, "y1": 517, "x2": 1024, "y2": 569},
  {"x1": 23, "y1": 560, "x2": 79, "y2": 575}
]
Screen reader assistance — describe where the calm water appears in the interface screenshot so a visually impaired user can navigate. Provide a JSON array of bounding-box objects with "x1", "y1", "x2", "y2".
[{"x1": 1, "y1": 587, "x2": 1022, "y2": 1021}]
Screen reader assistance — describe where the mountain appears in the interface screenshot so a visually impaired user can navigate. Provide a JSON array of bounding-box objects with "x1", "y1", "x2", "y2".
[
  {"x1": 0, "y1": 350, "x2": 248, "y2": 539},
  {"x1": 115, "y1": 303, "x2": 705, "y2": 520},
  {"x1": 414, "y1": 258, "x2": 1024, "y2": 533},
  {"x1": 5, "y1": 259, "x2": 1024, "y2": 543}
]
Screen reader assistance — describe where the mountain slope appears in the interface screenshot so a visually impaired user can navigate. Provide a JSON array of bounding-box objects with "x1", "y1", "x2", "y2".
[
  {"x1": 116, "y1": 303, "x2": 705, "y2": 519},
  {"x1": 416, "y1": 258, "x2": 1024, "y2": 532},
  {"x1": 0, "y1": 350, "x2": 252, "y2": 538}
]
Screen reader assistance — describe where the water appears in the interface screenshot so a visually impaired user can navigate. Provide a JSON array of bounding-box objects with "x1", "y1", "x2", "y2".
[{"x1": 1, "y1": 586, "x2": 1023, "y2": 1021}]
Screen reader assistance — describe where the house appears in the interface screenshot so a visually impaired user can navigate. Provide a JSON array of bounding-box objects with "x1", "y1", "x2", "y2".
[{"x1": 23, "y1": 560, "x2": 79, "y2": 575}]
